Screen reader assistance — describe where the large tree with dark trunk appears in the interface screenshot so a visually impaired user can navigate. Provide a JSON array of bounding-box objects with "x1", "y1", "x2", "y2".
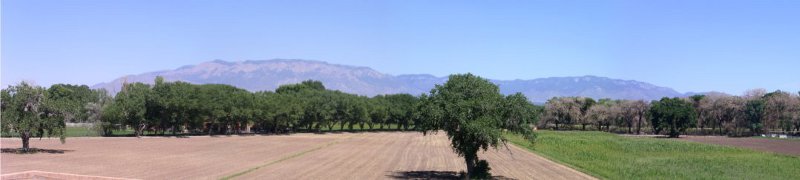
[
  {"x1": 1, "y1": 82, "x2": 68, "y2": 151},
  {"x1": 416, "y1": 73, "x2": 536, "y2": 179}
]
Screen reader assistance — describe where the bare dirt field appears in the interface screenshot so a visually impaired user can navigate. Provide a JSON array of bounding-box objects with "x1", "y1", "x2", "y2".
[
  {"x1": 681, "y1": 136, "x2": 800, "y2": 156},
  {"x1": 1, "y1": 132, "x2": 593, "y2": 180}
]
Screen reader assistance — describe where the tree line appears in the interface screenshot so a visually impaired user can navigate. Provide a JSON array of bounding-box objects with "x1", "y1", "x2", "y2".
[
  {"x1": 2, "y1": 74, "x2": 538, "y2": 178},
  {"x1": 96, "y1": 77, "x2": 434, "y2": 137},
  {"x1": 540, "y1": 90, "x2": 800, "y2": 137},
  {"x1": 7, "y1": 73, "x2": 795, "y2": 178},
  {"x1": 1, "y1": 77, "x2": 538, "y2": 136}
]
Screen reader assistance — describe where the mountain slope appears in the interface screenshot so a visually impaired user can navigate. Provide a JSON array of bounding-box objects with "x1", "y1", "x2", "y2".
[{"x1": 92, "y1": 59, "x2": 683, "y2": 102}]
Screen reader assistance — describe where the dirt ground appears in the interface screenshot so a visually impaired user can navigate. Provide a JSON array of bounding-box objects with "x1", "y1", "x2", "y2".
[
  {"x1": 681, "y1": 136, "x2": 800, "y2": 156},
  {"x1": 1, "y1": 132, "x2": 593, "y2": 180}
]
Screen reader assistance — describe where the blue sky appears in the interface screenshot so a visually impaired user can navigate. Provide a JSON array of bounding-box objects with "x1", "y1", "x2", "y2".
[{"x1": 3, "y1": 0, "x2": 799, "y2": 94}]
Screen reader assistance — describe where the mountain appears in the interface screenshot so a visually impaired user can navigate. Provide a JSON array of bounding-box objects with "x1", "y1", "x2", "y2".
[{"x1": 92, "y1": 59, "x2": 684, "y2": 102}]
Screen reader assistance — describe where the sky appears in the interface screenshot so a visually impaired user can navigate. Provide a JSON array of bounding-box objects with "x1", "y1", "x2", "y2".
[{"x1": 2, "y1": 0, "x2": 799, "y2": 95}]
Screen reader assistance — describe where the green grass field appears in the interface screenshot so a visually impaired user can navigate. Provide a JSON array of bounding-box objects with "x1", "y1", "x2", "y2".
[
  {"x1": 2, "y1": 126, "x2": 136, "y2": 138},
  {"x1": 506, "y1": 131, "x2": 800, "y2": 180}
]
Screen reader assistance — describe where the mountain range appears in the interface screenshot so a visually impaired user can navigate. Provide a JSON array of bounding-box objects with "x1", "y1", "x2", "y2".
[{"x1": 92, "y1": 59, "x2": 687, "y2": 102}]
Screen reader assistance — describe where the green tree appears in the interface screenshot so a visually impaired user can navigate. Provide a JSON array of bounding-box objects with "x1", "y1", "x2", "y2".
[
  {"x1": 275, "y1": 80, "x2": 325, "y2": 94},
  {"x1": 502, "y1": 93, "x2": 538, "y2": 137},
  {"x1": 416, "y1": 73, "x2": 535, "y2": 179},
  {"x1": 649, "y1": 97, "x2": 696, "y2": 138},
  {"x1": 85, "y1": 89, "x2": 114, "y2": 136},
  {"x1": 46, "y1": 84, "x2": 97, "y2": 123},
  {"x1": 114, "y1": 82, "x2": 152, "y2": 137},
  {"x1": 347, "y1": 96, "x2": 370, "y2": 130},
  {"x1": 370, "y1": 95, "x2": 390, "y2": 129},
  {"x1": 1, "y1": 82, "x2": 68, "y2": 151},
  {"x1": 385, "y1": 94, "x2": 417, "y2": 130}
]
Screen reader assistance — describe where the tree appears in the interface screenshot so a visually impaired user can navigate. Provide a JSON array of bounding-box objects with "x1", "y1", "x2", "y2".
[
  {"x1": 716, "y1": 96, "x2": 747, "y2": 136},
  {"x1": 416, "y1": 73, "x2": 535, "y2": 179},
  {"x1": 649, "y1": 97, "x2": 696, "y2": 138},
  {"x1": 501, "y1": 93, "x2": 539, "y2": 137},
  {"x1": 587, "y1": 99, "x2": 619, "y2": 132},
  {"x1": 46, "y1": 84, "x2": 97, "y2": 123},
  {"x1": 542, "y1": 97, "x2": 580, "y2": 130},
  {"x1": 572, "y1": 97, "x2": 596, "y2": 131},
  {"x1": 688, "y1": 95, "x2": 714, "y2": 134},
  {"x1": 114, "y1": 82, "x2": 152, "y2": 137},
  {"x1": 709, "y1": 95, "x2": 739, "y2": 135},
  {"x1": 385, "y1": 94, "x2": 417, "y2": 130},
  {"x1": 1, "y1": 82, "x2": 68, "y2": 151},
  {"x1": 275, "y1": 80, "x2": 325, "y2": 94},
  {"x1": 744, "y1": 98, "x2": 765, "y2": 135},
  {"x1": 619, "y1": 100, "x2": 637, "y2": 133},
  {"x1": 763, "y1": 91, "x2": 797, "y2": 133},
  {"x1": 621, "y1": 100, "x2": 650, "y2": 134},
  {"x1": 348, "y1": 96, "x2": 370, "y2": 130},
  {"x1": 370, "y1": 95, "x2": 390, "y2": 129},
  {"x1": 85, "y1": 89, "x2": 114, "y2": 136}
]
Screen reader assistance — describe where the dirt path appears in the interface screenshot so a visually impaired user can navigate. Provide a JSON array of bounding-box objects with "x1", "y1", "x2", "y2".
[
  {"x1": 2, "y1": 132, "x2": 594, "y2": 180},
  {"x1": 681, "y1": 136, "x2": 800, "y2": 156}
]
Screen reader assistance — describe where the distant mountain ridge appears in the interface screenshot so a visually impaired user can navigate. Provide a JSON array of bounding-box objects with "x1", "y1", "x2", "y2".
[{"x1": 92, "y1": 59, "x2": 686, "y2": 102}]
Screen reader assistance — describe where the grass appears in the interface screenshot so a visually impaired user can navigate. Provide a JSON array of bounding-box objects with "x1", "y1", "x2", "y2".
[
  {"x1": 2, "y1": 126, "x2": 135, "y2": 138},
  {"x1": 63, "y1": 127, "x2": 135, "y2": 137},
  {"x1": 506, "y1": 130, "x2": 800, "y2": 180}
]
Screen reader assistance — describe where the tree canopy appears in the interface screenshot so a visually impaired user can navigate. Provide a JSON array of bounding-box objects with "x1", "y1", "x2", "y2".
[
  {"x1": 649, "y1": 97, "x2": 697, "y2": 138},
  {"x1": 1, "y1": 82, "x2": 70, "y2": 151},
  {"x1": 416, "y1": 73, "x2": 536, "y2": 179}
]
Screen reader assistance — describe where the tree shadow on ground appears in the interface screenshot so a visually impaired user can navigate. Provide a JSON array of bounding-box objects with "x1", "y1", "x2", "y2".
[
  {"x1": 1, "y1": 148, "x2": 74, "y2": 154},
  {"x1": 387, "y1": 171, "x2": 517, "y2": 180}
]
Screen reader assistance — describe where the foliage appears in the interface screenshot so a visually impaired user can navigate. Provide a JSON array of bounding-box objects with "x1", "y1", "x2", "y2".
[
  {"x1": 416, "y1": 73, "x2": 536, "y2": 179},
  {"x1": 649, "y1": 97, "x2": 696, "y2": 137},
  {"x1": 745, "y1": 99, "x2": 765, "y2": 134},
  {"x1": 1, "y1": 82, "x2": 70, "y2": 151}
]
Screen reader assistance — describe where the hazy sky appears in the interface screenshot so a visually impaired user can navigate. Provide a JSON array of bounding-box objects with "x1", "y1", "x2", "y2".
[{"x1": 3, "y1": 0, "x2": 799, "y2": 95}]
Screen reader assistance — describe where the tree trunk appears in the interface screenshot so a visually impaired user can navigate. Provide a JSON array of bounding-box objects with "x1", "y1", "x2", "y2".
[
  {"x1": 21, "y1": 132, "x2": 31, "y2": 152},
  {"x1": 582, "y1": 124, "x2": 586, "y2": 131},
  {"x1": 628, "y1": 125, "x2": 632, "y2": 134},
  {"x1": 137, "y1": 124, "x2": 146, "y2": 138},
  {"x1": 636, "y1": 116, "x2": 643, "y2": 134},
  {"x1": 711, "y1": 122, "x2": 716, "y2": 134},
  {"x1": 464, "y1": 156, "x2": 475, "y2": 180},
  {"x1": 208, "y1": 123, "x2": 213, "y2": 136}
]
